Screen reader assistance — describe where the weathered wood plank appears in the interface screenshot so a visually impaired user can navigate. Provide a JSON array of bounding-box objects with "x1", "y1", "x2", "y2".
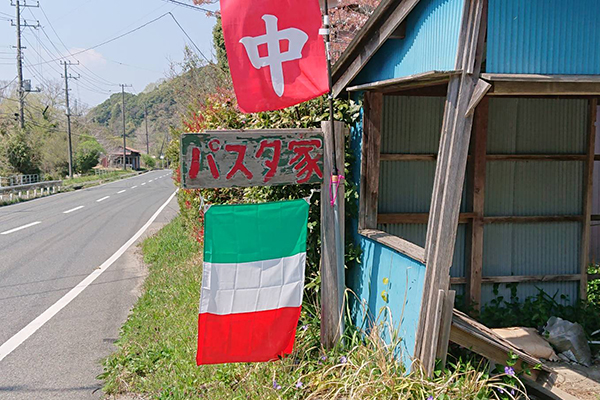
[
  {"x1": 467, "y1": 98, "x2": 488, "y2": 311},
  {"x1": 465, "y1": 79, "x2": 491, "y2": 117},
  {"x1": 581, "y1": 98, "x2": 597, "y2": 300},
  {"x1": 484, "y1": 215, "x2": 584, "y2": 224},
  {"x1": 360, "y1": 92, "x2": 383, "y2": 230},
  {"x1": 377, "y1": 212, "x2": 476, "y2": 225},
  {"x1": 321, "y1": 121, "x2": 346, "y2": 349},
  {"x1": 489, "y1": 81, "x2": 600, "y2": 96},
  {"x1": 415, "y1": 0, "x2": 488, "y2": 371},
  {"x1": 380, "y1": 153, "x2": 437, "y2": 161},
  {"x1": 451, "y1": 274, "x2": 583, "y2": 285},
  {"x1": 436, "y1": 290, "x2": 456, "y2": 368},
  {"x1": 487, "y1": 154, "x2": 587, "y2": 161},
  {"x1": 482, "y1": 73, "x2": 600, "y2": 83},
  {"x1": 346, "y1": 70, "x2": 461, "y2": 93},
  {"x1": 181, "y1": 130, "x2": 323, "y2": 189},
  {"x1": 422, "y1": 290, "x2": 445, "y2": 375},
  {"x1": 333, "y1": 0, "x2": 423, "y2": 97},
  {"x1": 359, "y1": 229, "x2": 425, "y2": 263}
]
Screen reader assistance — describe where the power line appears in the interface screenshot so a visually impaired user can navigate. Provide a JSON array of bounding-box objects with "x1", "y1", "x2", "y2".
[{"x1": 161, "y1": 0, "x2": 215, "y2": 14}]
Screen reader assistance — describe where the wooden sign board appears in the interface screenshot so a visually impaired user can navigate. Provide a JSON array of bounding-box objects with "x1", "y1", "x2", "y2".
[{"x1": 181, "y1": 129, "x2": 324, "y2": 189}]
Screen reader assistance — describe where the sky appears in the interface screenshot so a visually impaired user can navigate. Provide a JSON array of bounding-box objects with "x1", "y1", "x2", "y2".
[{"x1": 0, "y1": 0, "x2": 219, "y2": 107}]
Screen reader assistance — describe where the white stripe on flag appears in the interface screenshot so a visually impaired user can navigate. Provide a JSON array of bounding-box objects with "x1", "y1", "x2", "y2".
[{"x1": 200, "y1": 252, "x2": 306, "y2": 315}]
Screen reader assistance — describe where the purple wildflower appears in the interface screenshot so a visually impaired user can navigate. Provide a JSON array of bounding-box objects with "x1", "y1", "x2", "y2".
[
  {"x1": 296, "y1": 380, "x2": 304, "y2": 389},
  {"x1": 339, "y1": 356, "x2": 348, "y2": 364},
  {"x1": 321, "y1": 355, "x2": 327, "y2": 361},
  {"x1": 511, "y1": 389, "x2": 515, "y2": 396},
  {"x1": 272, "y1": 380, "x2": 281, "y2": 390},
  {"x1": 497, "y1": 388, "x2": 504, "y2": 394},
  {"x1": 301, "y1": 325, "x2": 308, "y2": 331},
  {"x1": 504, "y1": 366, "x2": 515, "y2": 376},
  {"x1": 427, "y1": 396, "x2": 434, "y2": 400}
]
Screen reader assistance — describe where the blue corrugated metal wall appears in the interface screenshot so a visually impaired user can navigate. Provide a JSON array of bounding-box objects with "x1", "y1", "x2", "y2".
[
  {"x1": 487, "y1": 0, "x2": 600, "y2": 74},
  {"x1": 348, "y1": 236, "x2": 426, "y2": 366},
  {"x1": 352, "y1": 0, "x2": 465, "y2": 86}
]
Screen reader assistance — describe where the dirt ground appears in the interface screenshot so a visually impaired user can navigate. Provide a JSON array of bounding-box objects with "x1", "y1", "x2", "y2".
[{"x1": 546, "y1": 362, "x2": 600, "y2": 400}]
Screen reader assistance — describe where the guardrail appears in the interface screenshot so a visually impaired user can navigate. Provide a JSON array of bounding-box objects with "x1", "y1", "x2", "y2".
[
  {"x1": 0, "y1": 174, "x2": 40, "y2": 187},
  {"x1": 0, "y1": 180, "x2": 62, "y2": 203}
]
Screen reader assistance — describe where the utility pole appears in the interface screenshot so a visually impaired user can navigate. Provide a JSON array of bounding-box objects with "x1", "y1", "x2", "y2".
[
  {"x1": 120, "y1": 84, "x2": 132, "y2": 170},
  {"x1": 61, "y1": 61, "x2": 79, "y2": 178},
  {"x1": 144, "y1": 103, "x2": 150, "y2": 154},
  {"x1": 12, "y1": 0, "x2": 40, "y2": 129}
]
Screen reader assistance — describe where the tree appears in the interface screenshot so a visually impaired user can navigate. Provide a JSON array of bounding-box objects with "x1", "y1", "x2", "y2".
[
  {"x1": 4, "y1": 130, "x2": 41, "y2": 175},
  {"x1": 75, "y1": 138, "x2": 103, "y2": 174},
  {"x1": 142, "y1": 153, "x2": 156, "y2": 169}
]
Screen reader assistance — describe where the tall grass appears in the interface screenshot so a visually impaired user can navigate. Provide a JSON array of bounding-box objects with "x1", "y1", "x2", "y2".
[{"x1": 100, "y1": 217, "x2": 525, "y2": 399}]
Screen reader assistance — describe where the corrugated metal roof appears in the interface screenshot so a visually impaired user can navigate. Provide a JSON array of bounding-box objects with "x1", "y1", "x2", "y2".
[
  {"x1": 487, "y1": 98, "x2": 588, "y2": 154},
  {"x1": 487, "y1": 0, "x2": 600, "y2": 75},
  {"x1": 353, "y1": 0, "x2": 465, "y2": 85}
]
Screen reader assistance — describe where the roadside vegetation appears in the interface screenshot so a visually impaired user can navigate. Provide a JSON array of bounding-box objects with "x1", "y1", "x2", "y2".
[
  {"x1": 101, "y1": 216, "x2": 520, "y2": 400},
  {"x1": 63, "y1": 169, "x2": 136, "y2": 187}
]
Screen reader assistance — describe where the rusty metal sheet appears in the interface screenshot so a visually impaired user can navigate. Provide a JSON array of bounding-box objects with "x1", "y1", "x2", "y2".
[{"x1": 181, "y1": 129, "x2": 324, "y2": 189}]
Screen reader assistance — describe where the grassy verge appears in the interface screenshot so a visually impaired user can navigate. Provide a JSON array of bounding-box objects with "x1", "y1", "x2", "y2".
[
  {"x1": 64, "y1": 170, "x2": 137, "y2": 187},
  {"x1": 100, "y1": 217, "x2": 520, "y2": 400}
]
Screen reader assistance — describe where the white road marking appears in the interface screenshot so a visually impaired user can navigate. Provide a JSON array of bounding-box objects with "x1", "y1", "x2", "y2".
[
  {"x1": 1, "y1": 221, "x2": 42, "y2": 235},
  {"x1": 117, "y1": 190, "x2": 126, "y2": 194},
  {"x1": 63, "y1": 206, "x2": 84, "y2": 214},
  {"x1": 141, "y1": 183, "x2": 146, "y2": 186},
  {"x1": 96, "y1": 196, "x2": 110, "y2": 202},
  {"x1": 131, "y1": 185, "x2": 138, "y2": 189},
  {"x1": 0, "y1": 190, "x2": 178, "y2": 363}
]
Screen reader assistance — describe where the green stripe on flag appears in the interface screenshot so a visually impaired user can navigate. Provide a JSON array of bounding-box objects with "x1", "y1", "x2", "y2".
[{"x1": 204, "y1": 199, "x2": 309, "y2": 264}]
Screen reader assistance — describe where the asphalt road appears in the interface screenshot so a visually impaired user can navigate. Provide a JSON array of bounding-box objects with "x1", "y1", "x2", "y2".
[{"x1": 0, "y1": 170, "x2": 179, "y2": 399}]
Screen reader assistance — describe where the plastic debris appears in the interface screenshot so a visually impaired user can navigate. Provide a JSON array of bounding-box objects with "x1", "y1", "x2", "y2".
[{"x1": 543, "y1": 317, "x2": 592, "y2": 367}]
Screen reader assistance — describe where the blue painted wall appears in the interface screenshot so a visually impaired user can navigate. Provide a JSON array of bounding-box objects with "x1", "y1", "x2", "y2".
[
  {"x1": 488, "y1": 0, "x2": 600, "y2": 74},
  {"x1": 352, "y1": 0, "x2": 465, "y2": 86},
  {"x1": 348, "y1": 236, "x2": 426, "y2": 367}
]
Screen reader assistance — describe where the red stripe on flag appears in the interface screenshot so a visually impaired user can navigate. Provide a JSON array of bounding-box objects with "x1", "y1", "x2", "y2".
[{"x1": 196, "y1": 307, "x2": 301, "y2": 365}]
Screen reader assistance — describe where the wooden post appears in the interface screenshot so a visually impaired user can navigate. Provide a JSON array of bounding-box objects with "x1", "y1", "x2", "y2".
[
  {"x1": 436, "y1": 290, "x2": 456, "y2": 368},
  {"x1": 467, "y1": 97, "x2": 488, "y2": 311},
  {"x1": 321, "y1": 120, "x2": 346, "y2": 349},
  {"x1": 359, "y1": 92, "x2": 383, "y2": 230},
  {"x1": 415, "y1": 0, "x2": 488, "y2": 373},
  {"x1": 581, "y1": 98, "x2": 597, "y2": 300}
]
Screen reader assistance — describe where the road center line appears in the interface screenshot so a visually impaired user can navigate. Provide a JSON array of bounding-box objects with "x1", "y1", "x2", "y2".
[
  {"x1": 141, "y1": 183, "x2": 146, "y2": 186},
  {"x1": 0, "y1": 190, "x2": 178, "y2": 363},
  {"x1": 117, "y1": 190, "x2": 126, "y2": 194},
  {"x1": 63, "y1": 206, "x2": 84, "y2": 214},
  {"x1": 131, "y1": 185, "x2": 138, "y2": 189},
  {"x1": 1, "y1": 221, "x2": 42, "y2": 235},
  {"x1": 96, "y1": 196, "x2": 110, "y2": 202}
]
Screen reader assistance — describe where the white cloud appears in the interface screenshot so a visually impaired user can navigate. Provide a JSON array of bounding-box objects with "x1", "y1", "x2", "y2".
[{"x1": 68, "y1": 48, "x2": 107, "y2": 67}]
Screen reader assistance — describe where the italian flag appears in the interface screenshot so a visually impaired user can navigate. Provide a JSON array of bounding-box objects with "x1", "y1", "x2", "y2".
[{"x1": 196, "y1": 199, "x2": 309, "y2": 365}]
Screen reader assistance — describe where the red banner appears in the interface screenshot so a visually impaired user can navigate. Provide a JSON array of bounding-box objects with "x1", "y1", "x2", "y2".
[{"x1": 221, "y1": 0, "x2": 329, "y2": 113}]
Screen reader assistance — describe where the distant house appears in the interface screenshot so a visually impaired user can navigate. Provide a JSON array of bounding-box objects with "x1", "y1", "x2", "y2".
[{"x1": 101, "y1": 147, "x2": 141, "y2": 170}]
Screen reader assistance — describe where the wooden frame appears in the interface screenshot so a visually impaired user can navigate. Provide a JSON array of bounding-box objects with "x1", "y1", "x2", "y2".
[
  {"x1": 483, "y1": 74, "x2": 600, "y2": 96},
  {"x1": 359, "y1": 92, "x2": 383, "y2": 230},
  {"x1": 581, "y1": 98, "x2": 597, "y2": 299},
  {"x1": 346, "y1": 70, "x2": 461, "y2": 94}
]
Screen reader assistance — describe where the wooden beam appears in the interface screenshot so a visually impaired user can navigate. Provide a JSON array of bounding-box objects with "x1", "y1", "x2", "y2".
[
  {"x1": 333, "y1": 0, "x2": 423, "y2": 97},
  {"x1": 416, "y1": 0, "x2": 488, "y2": 373},
  {"x1": 377, "y1": 212, "x2": 475, "y2": 224},
  {"x1": 465, "y1": 79, "x2": 491, "y2": 117},
  {"x1": 436, "y1": 290, "x2": 456, "y2": 368},
  {"x1": 467, "y1": 97, "x2": 488, "y2": 311},
  {"x1": 489, "y1": 81, "x2": 600, "y2": 96},
  {"x1": 451, "y1": 274, "x2": 583, "y2": 285},
  {"x1": 487, "y1": 154, "x2": 586, "y2": 161},
  {"x1": 484, "y1": 215, "x2": 584, "y2": 224},
  {"x1": 380, "y1": 153, "x2": 437, "y2": 161},
  {"x1": 359, "y1": 229, "x2": 425, "y2": 263},
  {"x1": 346, "y1": 70, "x2": 461, "y2": 93},
  {"x1": 423, "y1": 290, "x2": 445, "y2": 374},
  {"x1": 581, "y1": 98, "x2": 597, "y2": 300},
  {"x1": 320, "y1": 121, "x2": 346, "y2": 349},
  {"x1": 359, "y1": 92, "x2": 383, "y2": 230},
  {"x1": 481, "y1": 73, "x2": 600, "y2": 83}
]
